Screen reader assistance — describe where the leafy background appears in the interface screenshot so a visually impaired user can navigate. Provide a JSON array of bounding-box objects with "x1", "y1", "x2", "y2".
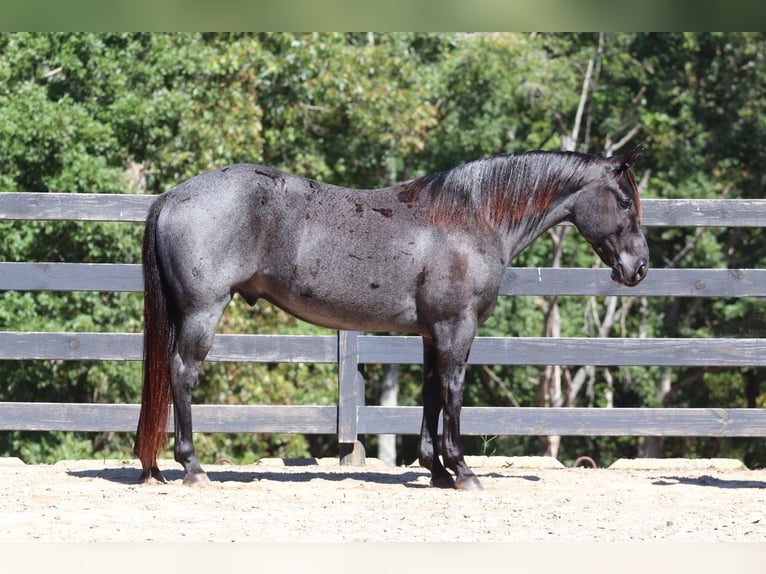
[{"x1": 1, "y1": 32, "x2": 765, "y2": 468}]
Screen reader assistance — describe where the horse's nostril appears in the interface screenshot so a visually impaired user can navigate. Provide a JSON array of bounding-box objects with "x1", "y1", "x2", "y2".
[{"x1": 636, "y1": 261, "x2": 648, "y2": 280}]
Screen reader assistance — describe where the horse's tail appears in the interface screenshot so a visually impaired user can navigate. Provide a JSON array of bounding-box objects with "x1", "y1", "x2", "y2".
[{"x1": 134, "y1": 194, "x2": 175, "y2": 478}]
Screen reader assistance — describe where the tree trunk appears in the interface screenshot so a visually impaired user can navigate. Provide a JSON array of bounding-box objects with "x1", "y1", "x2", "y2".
[
  {"x1": 538, "y1": 228, "x2": 567, "y2": 458},
  {"x1": 377, "y1": 363, "x2": 399, "y2": 466},
  {"x1": 638, "y1": 369, "x2": 672, "y2": 458}
]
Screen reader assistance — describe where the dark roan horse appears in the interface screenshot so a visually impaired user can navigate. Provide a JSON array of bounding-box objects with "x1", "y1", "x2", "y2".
[{"x1": 134, "y1": 146, "x2": 649, "y2": 490}]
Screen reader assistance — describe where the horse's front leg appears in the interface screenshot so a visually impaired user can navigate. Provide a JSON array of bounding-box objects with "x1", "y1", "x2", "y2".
[
  {"x1": 434, "y1": 317, "x2": 483, "y2": 491},
  {"x1": 418, "y1": 338, "x2": 455, "y2": 489},
  {"x1": 419, "y1": 317, "x2": 483, "y2": 491},
  {"x1": 439, "y1": 358, "x2": 482, "y2": 491}
]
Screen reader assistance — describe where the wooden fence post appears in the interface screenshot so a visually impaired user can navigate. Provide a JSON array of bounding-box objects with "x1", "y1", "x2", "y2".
[{"x1": 337, "y1": 330, "x2": 366, "y2": 465}]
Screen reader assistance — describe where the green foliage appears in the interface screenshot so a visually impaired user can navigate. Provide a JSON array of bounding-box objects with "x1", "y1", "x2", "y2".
[{"x1": 2, "y1": 32, "x2": 765, "y2": 468}]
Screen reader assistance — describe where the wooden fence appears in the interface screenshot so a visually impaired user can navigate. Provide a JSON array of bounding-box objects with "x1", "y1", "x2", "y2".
[{"x1": 2, "y1": 192, "x2": 766, "y2": 464}]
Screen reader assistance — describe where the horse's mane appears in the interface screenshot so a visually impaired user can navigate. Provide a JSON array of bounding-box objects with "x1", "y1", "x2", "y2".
[{"x1": 399, "y1": 151, "x2": 631, "y2": 229}]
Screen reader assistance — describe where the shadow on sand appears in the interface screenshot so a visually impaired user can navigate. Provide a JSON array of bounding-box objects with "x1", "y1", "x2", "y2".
[
  {"x1": 652, "y1": 475, "x2": 766, "y2": 490},
  {"x1": 66, "y1": 464, "x2": 541, "y2": 488}
]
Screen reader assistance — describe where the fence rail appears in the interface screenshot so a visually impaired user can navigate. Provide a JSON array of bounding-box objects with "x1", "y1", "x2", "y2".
[
  {"x1": 2, "y1": 403, "x2": 763, "y2": 437},
  {"x1": 2, "y1": 192, "x2": 765, "y2": 463},
  {"x1": 5, "y1": 192, "x2": 766, "y2": 226},
  {"x1": 2, "y1": 332, "x2": 765, "y2": 367},
  {"x1": 3, "y1": 262, "x2": 766, "y2": 297}
]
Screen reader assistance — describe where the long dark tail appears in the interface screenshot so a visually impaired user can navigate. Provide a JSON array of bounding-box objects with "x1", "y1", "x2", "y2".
[{"x1": 134, "y1": 194, "x2": 175, "y2": 476}]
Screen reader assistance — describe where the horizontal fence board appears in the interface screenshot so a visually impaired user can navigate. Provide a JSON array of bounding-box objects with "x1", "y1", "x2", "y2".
[
  {"x1": 500, "y1": 267, "x2": 766, "y2": 297},
  {"x1": 357, "y1": 335, "x2": 766, "y2": 367},
  {"x1": 3, "y1": 262, "x2": 765, "y2": 298},
  {"x1": 204, "y1": 334, "x2": 337, "y2": 363},
  {"x1": 0, "y1": 262, "x2": 144, "y2": 292},
  {"x1": 0, "y1": 193, "x2": 154, "y2": 222},
  {"x1": 0, "y1": 403, "x2": 141, "y2": 432},
  {"x1": 641, "y1": 198, "x2": 766, "y2": 227},
  {"x1": 187, "y1": 404, "x2": 338, "y2": 434},
  {"x1": 358, "y1": 406, "x2": 766, "y2": 437},
  {"x1": 0, "y1": 403, "x2": 337, "y2": 433},
  {"x1": 2, "y1": 402, "x2": 762, "y2": 437},
  {"x1": 4, "y1": 193, "x2": 766, "y2": 227},
  {"x1": 0, "y1": 332, "x2": 338, "y2": 363},
  {"x1": 4, "y1": 332, "x2": 766, "y2": 367}
]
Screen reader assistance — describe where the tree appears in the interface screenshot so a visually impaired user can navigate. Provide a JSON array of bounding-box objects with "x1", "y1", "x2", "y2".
[
  {"x1": 2, "y1": 32, "x2": 764, "y2": 468},
  {"x1": 0, "y1": 32, "x2": 447, "y2": 463}
]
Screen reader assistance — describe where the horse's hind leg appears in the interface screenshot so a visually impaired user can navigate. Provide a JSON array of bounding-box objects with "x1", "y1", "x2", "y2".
[{"x1": 171, "y1": 298, "x2": 230, "y2": 486}]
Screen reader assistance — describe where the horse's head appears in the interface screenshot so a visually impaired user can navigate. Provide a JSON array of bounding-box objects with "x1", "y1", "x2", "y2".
[{"x1": 572, "y1": 146, "x2": 649, "y2": 287}]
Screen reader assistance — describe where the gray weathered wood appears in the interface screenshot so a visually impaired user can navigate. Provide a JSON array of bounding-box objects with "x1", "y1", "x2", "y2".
[
  {"x1": 3, "y1": 262, "x2": 765, "y2": 298},
  {"x1": 500, "y1": 267, "x2": 766, "y2": 297},
  {"x1": 5, "y1": 193, "x2": 766, "y2": 227},
  {"x1": 357, "y1": 406, "x2": 766, "y2": 437},
  {"x1": 0, "y1": 193, "x2": 153, "y2": 222},
  {"x1": 0, "y1": 402, "x2": 337, "y2": 433},
  {"x1": 337, "y1": 330, "x2": 361, "y2": 442},
  {"x1": 2, "y1": 401, "x2": 763, "y2": 437},
  {"x1": 6, "y1": 331, "x2": 766, "y2": 367},
  {"x1": 0, "y1": 332, "x2": 337, "y2": 363},
  {"x1": 357, "y1": 335, "x2": 766, "y2": 367},
  {"x1": 0, "y1": 262, "x2": 144, "y2": 292},
  {"x1": 641, "y1": 198, "x2": 766, "y2": 227}
]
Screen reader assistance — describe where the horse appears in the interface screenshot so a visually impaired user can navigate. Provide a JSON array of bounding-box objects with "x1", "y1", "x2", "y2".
[{"x1": 134, "y1": 146, "x2": 649, "y2": 490}]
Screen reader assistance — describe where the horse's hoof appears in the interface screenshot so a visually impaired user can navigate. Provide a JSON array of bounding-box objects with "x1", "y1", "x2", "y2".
[
  {"x1": 429, "y1": 475, "x2": 456, "y2": 489},
  {"x1": 182, "y1": 471, "x2": 210, "y2": 487},
  {"x1": 138, "y1": 466, "x2": 166, "y2": 485},
  {"x1": 455, "y1": 476, "x2": 483, "y2": 491}
]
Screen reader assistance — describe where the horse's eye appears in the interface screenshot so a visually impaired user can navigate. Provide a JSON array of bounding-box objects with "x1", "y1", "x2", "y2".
[{"x1": 617, "y1": 198, "x2": 631, "y2": 210}]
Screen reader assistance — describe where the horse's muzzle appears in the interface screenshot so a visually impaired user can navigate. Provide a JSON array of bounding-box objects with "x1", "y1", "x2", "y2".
[{"x1": 612, "y1": 258, "x2": 648, "y2": 287}]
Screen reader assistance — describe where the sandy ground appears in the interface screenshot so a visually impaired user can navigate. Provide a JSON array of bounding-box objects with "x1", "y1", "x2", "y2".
[{"x1": 0, "y1": 455, "x2": 764, "y2": 543}]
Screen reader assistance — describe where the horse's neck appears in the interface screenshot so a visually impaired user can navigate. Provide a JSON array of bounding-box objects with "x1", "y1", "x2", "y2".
[{"x1": 499, "y1": 167, "x2": 583, "y2": 262}]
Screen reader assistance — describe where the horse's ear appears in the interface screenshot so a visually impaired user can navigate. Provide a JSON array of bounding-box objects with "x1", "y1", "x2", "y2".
[{"x1": 616, "y1": 145, "x2": 643, "y2": 171}]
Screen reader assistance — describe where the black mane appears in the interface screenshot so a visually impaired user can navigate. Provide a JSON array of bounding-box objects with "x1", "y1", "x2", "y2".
[{"x1": 399, "y1": 151, "x2": 603, "y2": 229}]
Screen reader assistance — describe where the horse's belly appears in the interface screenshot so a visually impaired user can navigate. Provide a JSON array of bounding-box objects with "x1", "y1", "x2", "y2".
[
  {"x1": 289, "y1": 301, "x2": 418, "y2": 333},
  {"x1": 252, "y1": 270, "x2": 422, "y2": 334}
]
